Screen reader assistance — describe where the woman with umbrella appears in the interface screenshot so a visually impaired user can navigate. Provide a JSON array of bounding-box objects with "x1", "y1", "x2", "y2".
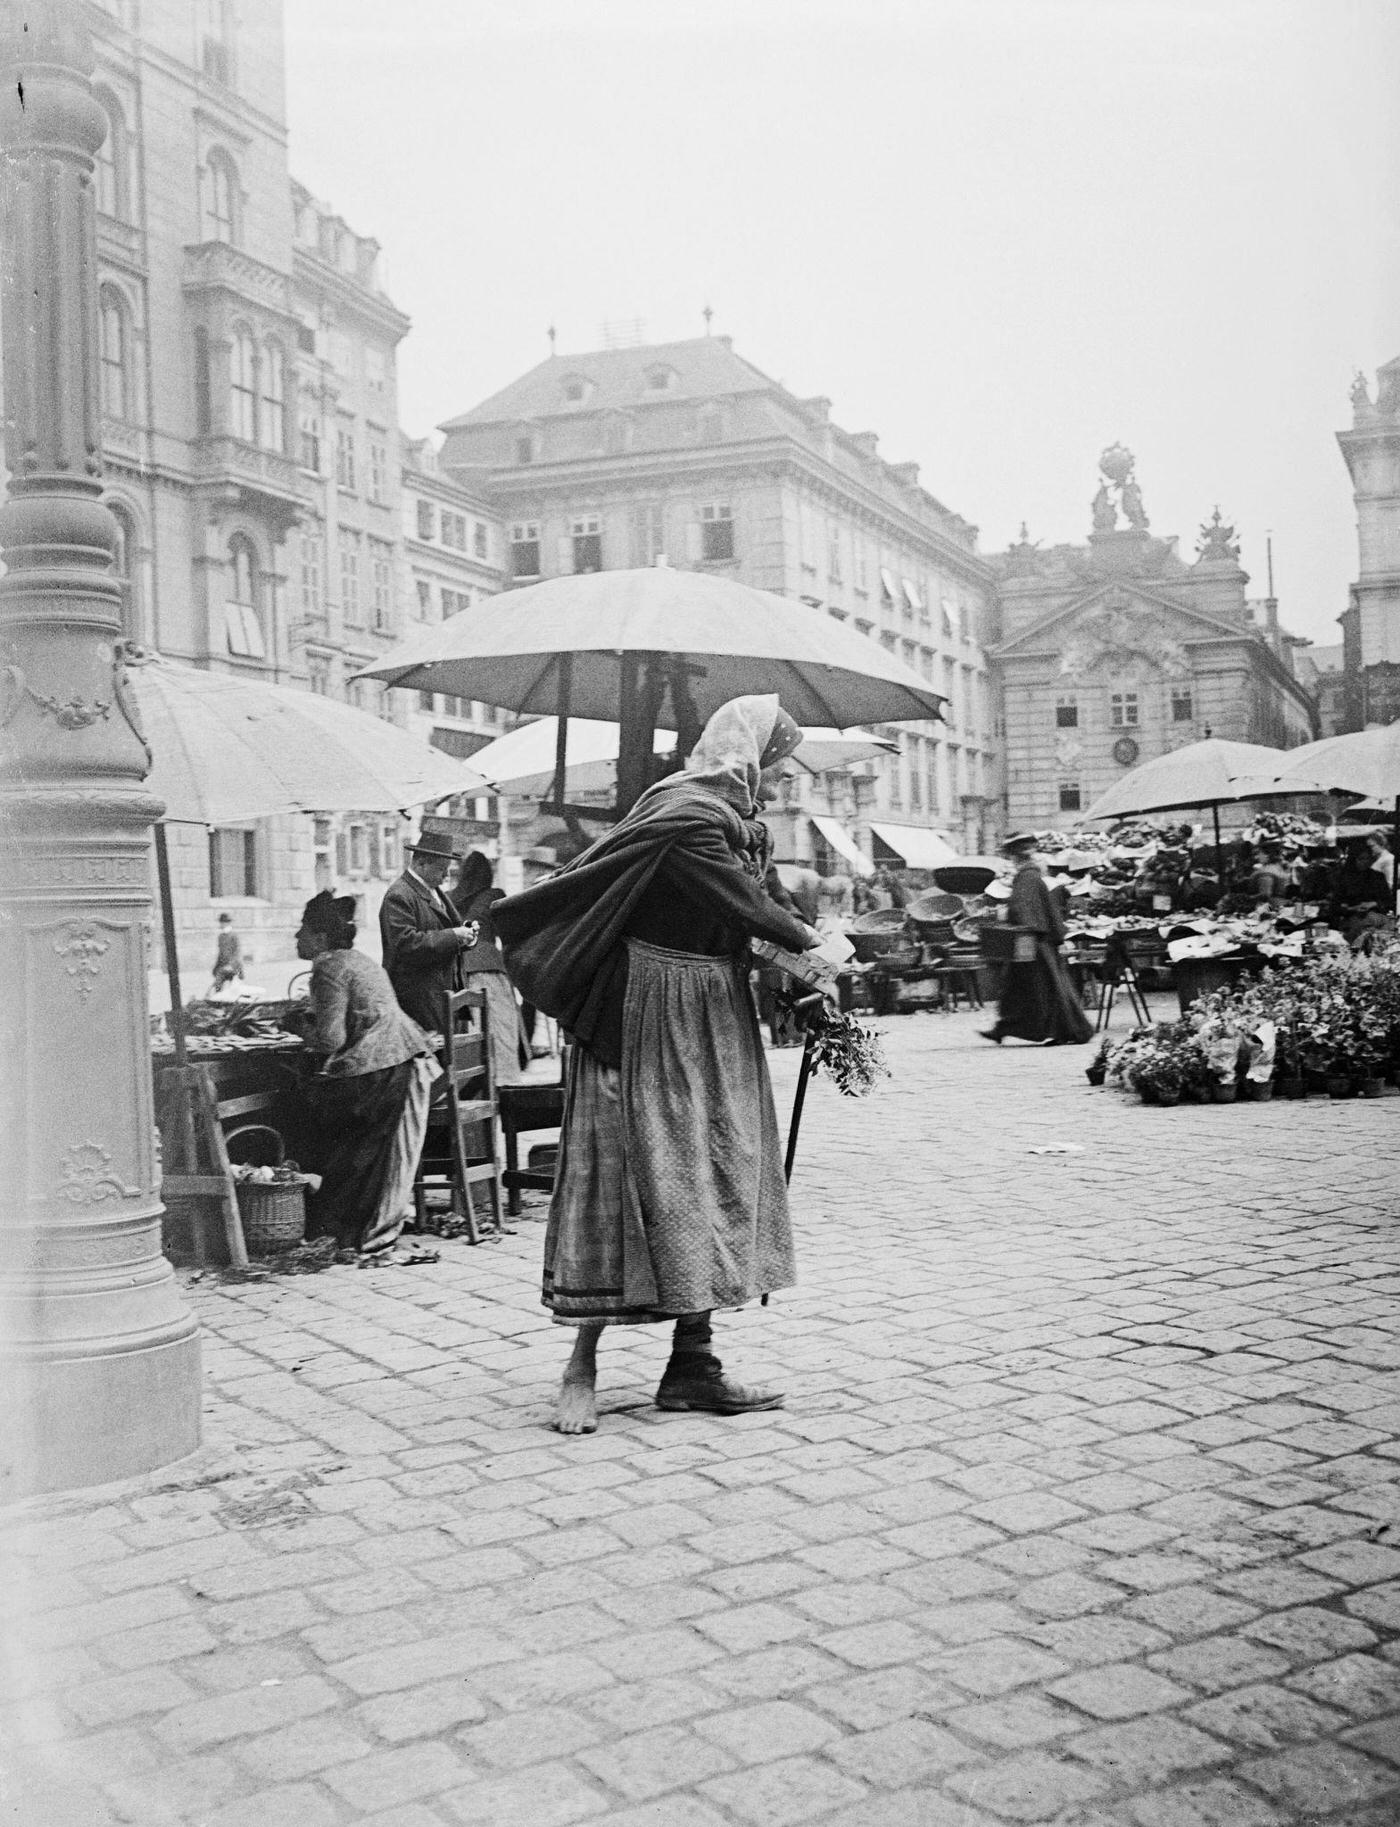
[
  {"x1": 493, "y1": 695, "x2": 819, "y2": 1435},
  {"x1": 979, "y1": 833, "x2": 1094, "y2": 1048}
]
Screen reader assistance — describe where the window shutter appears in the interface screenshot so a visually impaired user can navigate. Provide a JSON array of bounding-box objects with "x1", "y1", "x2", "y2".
[
  {"x1": 684, "y1": 521, "x2": 703, "y2": 562},
  {"x1": 556, "y1": 534, "x2": 574, "y2": 576}
]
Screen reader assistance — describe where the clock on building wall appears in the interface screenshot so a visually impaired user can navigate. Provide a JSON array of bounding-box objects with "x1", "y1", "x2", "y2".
[{"x1": 1112, "y1": 736, "x2": 1140, "y2": 767}]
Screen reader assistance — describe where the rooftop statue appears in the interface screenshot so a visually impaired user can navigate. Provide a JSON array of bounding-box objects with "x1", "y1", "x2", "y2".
[
  {"x1": 1120, "y1": 475, "x2": 1150, "y2": 531},
  {"x1": 1091, "y1": 482, "x2": 1118, "y2": 532},
  {"x1": 1196, "y1": 505, "x2": 1241, "y2": 564},
  {"x1": 1351, "y1": 369, "x2": 1373, "y2": 413},
  {"x1": 1098, "y1": 443, "x2": 1135, "y2": 486}
]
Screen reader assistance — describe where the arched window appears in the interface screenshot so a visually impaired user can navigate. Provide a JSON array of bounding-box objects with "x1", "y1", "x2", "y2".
[
  {"x1": 94, "y1": 90, "x2": 128, "y2": 220},
  {"x1": 259, "y1": 339, "x2": 286, "y2": 452},
  {"x1": 99, "y1": 285, "x2": 130, "y2": 420},
  {"x1": 202, "y1": 149, "x2": 238, "y2": 244},
  {"x1": 108, "y1": 500, "x2": 139, "y2": 639},
  {"x1": 230, "y1": 326, "x2": 257, "y2": 442},
  {"x1": 225, "y1": 534, "x2": 265, "y2": 658}
]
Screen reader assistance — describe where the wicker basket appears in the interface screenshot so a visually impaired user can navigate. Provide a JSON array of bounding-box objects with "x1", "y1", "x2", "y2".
[{"x1": 235, "y1": 1179, "x2": 307, "y2": 1254}]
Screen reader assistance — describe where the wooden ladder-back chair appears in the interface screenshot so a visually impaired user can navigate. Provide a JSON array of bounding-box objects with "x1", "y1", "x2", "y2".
[
  {"x1": 413, "y1": 986, "x2": 505, "y2": 1243},
  {"x1": 497, "y1": 1047, "x2": 568, "y2": 1217}
]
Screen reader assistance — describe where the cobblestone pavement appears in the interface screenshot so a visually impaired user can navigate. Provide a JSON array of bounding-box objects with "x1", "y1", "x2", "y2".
[{"x1": 7, "y1": 1005, "x2": 1400, "y2": 1827}]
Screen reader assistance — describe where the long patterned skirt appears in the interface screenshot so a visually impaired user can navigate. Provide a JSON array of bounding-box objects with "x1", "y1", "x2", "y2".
[{"x1": 542, "y1": 941, "x2": 796, "y2": 1324}]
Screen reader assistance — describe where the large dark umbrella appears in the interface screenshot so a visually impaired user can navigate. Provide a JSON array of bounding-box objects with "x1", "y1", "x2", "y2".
[
  {"x1": 1272, "y1": 726, "x2": 1400, "y2": 914},
  {"x1": 354, "y1": 567, "x2": 946, "y2": 815}
]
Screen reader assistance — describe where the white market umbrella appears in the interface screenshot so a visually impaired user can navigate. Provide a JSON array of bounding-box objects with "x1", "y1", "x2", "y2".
[
  {"x1": 470, "y1": 716, "x2": 897, "y2": 801},
  {"x1": 1079, "y1": 737, "x2": 1332, "y2": 864},
  {"x1": 128, "y1": 654, "x2": 490, "y2": 1062},
  {"x1": 131, "y1": 654, "x2": 490, "y2": 823},
  {"x1": 354, "y1": 567, "x2": 946, "y2": 814},
  {"x1": 1272, "y1": 725, "x2": 1400, "y2": 912}
]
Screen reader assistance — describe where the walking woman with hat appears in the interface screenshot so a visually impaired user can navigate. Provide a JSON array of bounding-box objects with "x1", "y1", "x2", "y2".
[
  {"x1": 980, "y1": 832, "x2": 1093, "y2": 1047},
  {"x1": 493, "y1": 695, "x2": 820, "y2": 1435}
]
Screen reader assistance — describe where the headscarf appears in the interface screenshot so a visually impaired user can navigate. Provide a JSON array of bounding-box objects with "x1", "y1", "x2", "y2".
[
  {"x1": 301, "y1": 891, "x2": 357, "y2": 949},
  {"x1": 644, "y1": 694, "x2": 786, "y2": 819}
]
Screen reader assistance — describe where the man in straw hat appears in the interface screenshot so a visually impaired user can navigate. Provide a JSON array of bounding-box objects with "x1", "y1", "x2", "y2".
[{"x1": 378, "y1": 830, "x2": 480, "y2": 1033}]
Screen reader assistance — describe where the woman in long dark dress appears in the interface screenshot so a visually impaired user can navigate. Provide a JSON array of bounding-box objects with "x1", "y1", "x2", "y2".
[
  {"x1": 450, "y1": 851, "x2": 528, "y2": 1086},
  {"x1": 293, "y1": 893, "x2": 441, "y2": 1261},
  {"x1": 980, "y1": 834, "x2": 1093, "y2": 1047},
  {"x1": 492, "y1": 694, "x2": 818, "y2": 1435}
]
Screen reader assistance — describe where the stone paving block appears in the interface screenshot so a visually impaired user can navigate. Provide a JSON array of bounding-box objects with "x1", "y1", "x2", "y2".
[
  {"x1": 1065, "y1": 1716, "x2": 1232, "y2": 1786},
  {"x1": 575, "y1": 1721, "x2": 736, "y2": 1800},
  {"x1": 353, "y1": 1678, "x2": 491, "y2": 1743},
  {"x1": 1240, "y1": 1739, "x2": 1400, "y2": 1814},
  {"x1": 1345, "y1": 1580, "x2": 1400, "y2": 1630},
  {"x1": 815, "y1": 1619, "x2": 937, "y2": 1669},
  {"x1": 1120, "y1": 1585, "x2": 1257, "y2": 1640},
  {"x1": 804, "y1": 1663, "x2": 968, "y2": 1730},
  {"x1": 824, "y1": 1716, "x2": 984, "y2": 1786},
  {"x1": 1047, "y1": 1662, "x2": 1193, "y2": 1721},
  {"x1": 1343, "y1": 1714, "x2": 1400, "y2": 1766},
  {"x1": 943, "y1": 1749, "x2": 1109, "y2": 1822},
  {"x1": 700, "y1": 1751, "x2": 869, "y2": 1826},
  {"x1": 693, "y1": 1697, "x2": 838, "y2": 1765},
  {"x1": 589, "y1": 1626, "x2": 723, "y2": 1681},
  {"x1": 155, "y1": 1672, "x2": 341, "y2": 1754},
  {"x1": 321, "y1": 1740, "x2": 470, "y2": 1810},
  {"x1": 328, "y1": 1628, "x2": 520, "y2": 1695},
  {"x1": 456, "y1": 1704, "x2": 603, "y2": 1769},
  {"x1": 943, "y1": 1691, "x2": 1082, "y2": 1749},
  {"x1": 1242, "y1": 1603, "x2": 1379, "y2": 1664},
  {"x1": 1289, "y1": 1652, "x2": 1400, "y2": 1717},
  {"x1": 440, "y1": 1760, "x2": 610, "y2": 1824},
  {"x1": 203, "y1": 1783, "x2": 343, "y2": 1827},
  {"x1": 232, "y1": 1713, "x2": 375, "y2": 1783},
  {"x1": 65, "y1": 1665, "x2": 199, "y2": 1729},
  {"x1": 1185, "y1": 1679, "x2": 1351, "y2": 1751},
  {"x1": 1127, "y1": 1775, "x2": 1286, "y2": 1826},
  {"x1": 1213, "y1": 1564, "x2": 1343, "y2": 1609},
  {"x1": 583, "y1": 1674, "x2": 721, "y2": 1731},
  {"x1": 104, "y1": 1751, "x2": 243, "y2": 1821}
]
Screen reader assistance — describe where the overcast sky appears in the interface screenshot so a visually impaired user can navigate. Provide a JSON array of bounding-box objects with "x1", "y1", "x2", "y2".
[{"x1": 284, "y1": 0, "x2": 1399, "y2": 647}]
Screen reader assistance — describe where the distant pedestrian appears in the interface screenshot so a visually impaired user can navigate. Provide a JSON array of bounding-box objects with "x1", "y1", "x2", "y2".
[
  {"x1": 980, "y1": 834, "x2": 1092, "y2": 1047},
  {"x1": 211, "y1": 912, "x2": 242, "y2": 990}
]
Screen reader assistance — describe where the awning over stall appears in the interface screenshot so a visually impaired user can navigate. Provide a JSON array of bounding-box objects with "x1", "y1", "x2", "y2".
[
  {"x1": 869, "y1": 821, "x2": 959, "y2": 869},
  {"x1": 810, "y1": 814, "x2": 875, "y2": 877}
]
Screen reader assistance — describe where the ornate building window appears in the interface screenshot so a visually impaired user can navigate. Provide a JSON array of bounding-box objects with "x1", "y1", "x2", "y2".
[
  {"x1": 299, "y1": 526, "x2": 323, "y2": 620},
  {"x1": 259, "y1": 340, "x2": 286, "y2": 452},
  {"x1": 108, "y1": 500, "x2": 139, "y2": 640},
  {"x1": 339, "y1": 531, "x2": 362, "y2": 624},
  {"x1": 298, "y1": 404, "x2": 321, "y2": 472},
  {"x1": 99, "y1": 286, "x2": 131, "y2": 420},
  {"x1": 94, "y1": 90, "x2": 129, "y2": 220},
  {"x1": 370, "y1": 540, "x2": 394, "y2": 632},
  {"x1": 474, "y1": 521, "x2": 489, "y2": 560},
  {"x1": 225, "y1": 535, "x2": 265, "y2": 658},
  {"x1": 570, "y1": 513, "x2": 602, "y2": 573},
  {"x1": 198, "y1": 0, "x2": 236, "y2": 86},
  {"x1": 202, "y1": 148, "x2": 239, "y2": 244},
  {"x1": 335, "y1": 425, "x2": 357, "y2": 491},
  {"x1": 1109, "y1": 691, "x2": 1139, "y2": 728},
  {"x1": 416, "y1": 499, "x2": 436, "y2": 541},
  {"x1": 1055, "y1": 695, "x2": 1079, "y2": 729},
  {"x1": 230, "y1": 327, "x2": 257, "y2": 441},
  {"x1": 1171, "y1": 688, "x2": 1193, "y2": 723},
  {"x1": 1059, "y1": 781, "x2": 1082, "y2": 812},
  {"x1": 368, "y1": 438, "x2": 388, "y2": 504},
  {"x1": 209, "y1": 828, "x2": 258, "y2": 897}
]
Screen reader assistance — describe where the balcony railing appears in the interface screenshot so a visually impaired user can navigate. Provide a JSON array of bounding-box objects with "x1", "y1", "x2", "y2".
[{"x1": 182, "y1": 241, "x2": 293, "y2": 315}]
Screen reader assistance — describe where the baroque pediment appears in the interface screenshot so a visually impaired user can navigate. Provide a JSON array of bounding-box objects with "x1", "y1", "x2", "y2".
[{"x1": 993, "y1": 581, "x2": 1240, "y2": 680}]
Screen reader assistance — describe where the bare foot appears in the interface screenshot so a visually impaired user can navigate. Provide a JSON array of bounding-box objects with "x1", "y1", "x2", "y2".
[{"x1": 553, "y1": 1375, "x2": 597, "y2": 1434}]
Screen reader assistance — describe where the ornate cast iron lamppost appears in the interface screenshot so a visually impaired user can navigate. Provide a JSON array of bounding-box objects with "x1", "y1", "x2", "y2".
[{"x1": 0, "y1": 0, "x2": 199, "y2": 1497}]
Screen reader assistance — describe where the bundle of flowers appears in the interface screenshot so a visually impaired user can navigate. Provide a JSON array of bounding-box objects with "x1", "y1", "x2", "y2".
[{"x1": 806, "y1": 1005, "x2": 891, "y2": 1097}]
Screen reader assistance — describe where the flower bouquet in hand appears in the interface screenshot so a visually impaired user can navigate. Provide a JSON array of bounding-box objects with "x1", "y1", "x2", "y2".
[{"x1": 804, "y1": 1001, "x2": 891, "y2": 1097}]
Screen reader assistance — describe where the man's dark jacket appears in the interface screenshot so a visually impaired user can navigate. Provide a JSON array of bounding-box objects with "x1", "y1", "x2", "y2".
[
  {"x1": 378, "y1": 870, "x2": 462, "y2": 1032},
  {"x1": 492, "y1": 780, "x2": 809, "y2": 1067}
]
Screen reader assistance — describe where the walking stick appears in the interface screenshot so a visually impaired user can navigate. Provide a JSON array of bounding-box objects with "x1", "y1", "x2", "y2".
[{"x1": 764, "y1": 991, "x2": 825, "y2": 1309}]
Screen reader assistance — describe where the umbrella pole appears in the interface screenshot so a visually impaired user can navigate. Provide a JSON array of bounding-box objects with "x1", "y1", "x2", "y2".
[
  {"x1": 616, "y1": 651, "x2": 664, "y2": 817},
  {"x1": 552, "y1": 653, "x2": 572, "y2": 818},
  {"x1": 1212, "y1": 803, "x2": 1222, "y2": 874},
  {"x1": 153, "y1": 821, "x2": 188, "y2": 1070},
  {"x1": 1393, "y1": 795, "x2": 1399, "y2": 920}
]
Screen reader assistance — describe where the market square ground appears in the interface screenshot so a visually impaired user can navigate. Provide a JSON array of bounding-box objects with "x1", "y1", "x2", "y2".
[{"x1": 6, "y1": 1003, "x2": 1400, "y2": 1827}]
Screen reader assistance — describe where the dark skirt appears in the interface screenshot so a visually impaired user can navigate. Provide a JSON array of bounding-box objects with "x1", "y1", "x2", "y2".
[
  {"x1": 302, "y1": 1060, "x2": 416, "y2": 1250},
  {"x1": 542, "y1": 940, "x2": 796, "y2": 1323},
  {"x1": 994, "y1": 940, "x2": 1094, "y2": 1045}
]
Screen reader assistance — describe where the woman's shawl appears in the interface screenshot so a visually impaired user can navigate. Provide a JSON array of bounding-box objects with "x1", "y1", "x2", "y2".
[
  {"x1": 492, "y1": 783, "x2": 762, "y2": 1052},
  {"x1": 1007, "y1": 862, "x2": 1065, "y2": 946}
]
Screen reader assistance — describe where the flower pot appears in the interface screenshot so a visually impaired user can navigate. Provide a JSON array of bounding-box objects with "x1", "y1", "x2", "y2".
[
  {"x1": 1154, "y1": 1089, "x2": 1181, "y2": 1107},
  {"x1": 1278, "y1": 1078, "x2": 1307, "y2": 1100},
  {"x1": 1361, "y1": 1078, "x2": 1388, "y2": 1099},
  {"x1": 1085, "y1": 1065, "x2": 1107, "y2": 1087},
  {"x1": 1304, "y1": 1069, "x2": 1331, "y2": 1094},
  {"x1": 1210, "y1": 1083, "x2": 1238, "y2": 1104},
  {"x1": 1139, "y1": 1084, "x2": 1159, "y2": 1105},
  {"x1": 1243, "y1": 1080, "x2": 1274, "y2": 1102},
  {"x1": 1327, "y1": 1075, "x2": 1357, "y2": 1099}
]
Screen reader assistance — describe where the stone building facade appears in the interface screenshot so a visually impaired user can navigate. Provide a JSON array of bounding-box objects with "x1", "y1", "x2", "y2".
[
  {"x1": 1338, "y1": 357, "x2": 1400, "y2": 729},
  {"x1": 7, "y1": 0, "x2": 433, "y2": 976},
  {"x1": 438, "y1": 335, "x2": 999, "y2": 864},
  {"x1": 990, "y1": 450, "x2": 1317, "y2": 830}
]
